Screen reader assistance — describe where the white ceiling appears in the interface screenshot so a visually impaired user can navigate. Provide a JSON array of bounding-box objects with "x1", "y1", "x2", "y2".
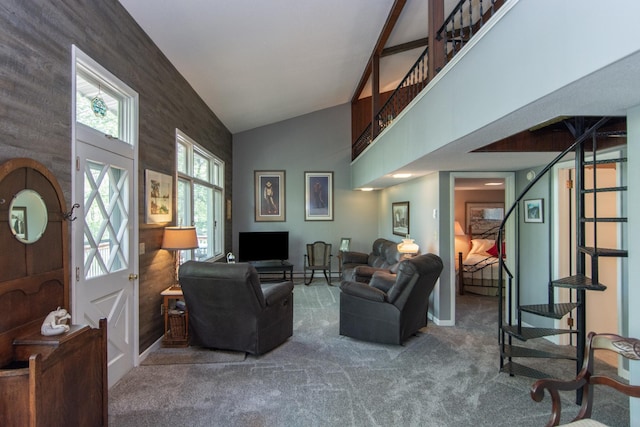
[{"x1": 118, "y1": 0, "x2": 433, "y2": 134}]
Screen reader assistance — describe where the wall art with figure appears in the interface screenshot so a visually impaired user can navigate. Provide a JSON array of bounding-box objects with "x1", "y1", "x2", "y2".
[
  {"x1": 304, "y1": 171, "x2": 333, "y2": 221},
  {"x1": 255, "y1": 170, "x2": 286, "y2": 222}
]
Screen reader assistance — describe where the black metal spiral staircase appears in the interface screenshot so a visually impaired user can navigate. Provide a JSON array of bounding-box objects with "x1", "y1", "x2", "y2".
[{"x1": 497, "y1": 117, "x2": 628, "y2": 400}]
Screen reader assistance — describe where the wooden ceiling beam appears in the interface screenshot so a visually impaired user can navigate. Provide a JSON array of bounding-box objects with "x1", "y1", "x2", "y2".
[
  {"x1": 381, "y1": 37, "x2": 429, "y2": 57},
  {"x1": 351, "y1": 0, "x2": 407, "y2": 104}
]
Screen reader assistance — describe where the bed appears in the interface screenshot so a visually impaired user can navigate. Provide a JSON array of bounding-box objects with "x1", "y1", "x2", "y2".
[{"x1": 457, "y1": 224, "x2": 505, "y2": 296}]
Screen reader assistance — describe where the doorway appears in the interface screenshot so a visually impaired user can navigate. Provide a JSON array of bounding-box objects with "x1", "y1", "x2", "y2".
[
  {"x1": 71, "y1": 47, "x2": 139, "y2": 387},
  {"x1": 449, "y1": 172, "x2": 515, "y2": 324}
]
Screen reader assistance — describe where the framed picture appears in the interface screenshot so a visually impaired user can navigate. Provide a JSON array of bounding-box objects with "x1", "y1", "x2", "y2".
[
  {"x1": 465, "y1": 202, "x2": 504, "y2": 233},
  {"x1": 11, "y1": 206, "x2": 27, "y2": 240},
  {"x1": 145, "y1": 169, "x2": 172, "y2": 224},
  {"x1": 392, "y1": 201, "x2": 410, "y2": 236},
  {"x1": 304, "y1": 171, "x2": 333, "y2": 221},
  {"x1": 255, "y1": 170, "x2": 286, "y2": 222},
  {"x1": 524, "y1": 198, "x2": 544, "y2": 223},
  {"x1": 339, "y1": 237, "x2": 351, "y2": 252}
]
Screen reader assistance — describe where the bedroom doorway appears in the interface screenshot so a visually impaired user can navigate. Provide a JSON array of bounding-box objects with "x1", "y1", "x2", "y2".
[{"x1": 450, "y1": 172, "x2": 515, "y2": 324}]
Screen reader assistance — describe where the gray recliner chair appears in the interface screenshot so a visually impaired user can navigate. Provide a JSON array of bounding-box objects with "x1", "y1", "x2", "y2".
[
  {"x1": 179, "y1": 261, "x2": 294, "y2": 355},
  {"x1": 339, "y1": 253, "x2": 443, "y2": 345}
]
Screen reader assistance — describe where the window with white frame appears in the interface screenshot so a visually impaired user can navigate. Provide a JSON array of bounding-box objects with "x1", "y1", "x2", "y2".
[{"x1": 176, "y1": 130, "x2": 224, "y2": 261}]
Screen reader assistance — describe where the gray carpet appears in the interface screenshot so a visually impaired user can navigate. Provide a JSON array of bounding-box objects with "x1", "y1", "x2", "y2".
[
  {"x1": 109, "y1": 282, "x2": 630, "y2": 426},
  {"x1": 141, "y1": 346, "x2": 246, "y2": 366}
]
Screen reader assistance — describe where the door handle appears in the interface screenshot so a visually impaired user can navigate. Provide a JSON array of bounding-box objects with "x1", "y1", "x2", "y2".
[{"x1": 129, "y1": 273, "x2": 138, "y2": 281}]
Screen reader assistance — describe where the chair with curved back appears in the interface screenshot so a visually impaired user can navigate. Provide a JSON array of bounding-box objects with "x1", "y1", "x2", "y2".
[
  {"x1": 531, "y1": 332, "x2": 640, "y2": 426},
  {"x1": 304, "y1": 241, "x2": 332, "y2": 285}
]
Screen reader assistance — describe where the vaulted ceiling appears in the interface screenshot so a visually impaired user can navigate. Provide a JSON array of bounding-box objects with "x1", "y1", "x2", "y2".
[{"x1": 119, "y1": 0, "x2": 436, "y2": 133}]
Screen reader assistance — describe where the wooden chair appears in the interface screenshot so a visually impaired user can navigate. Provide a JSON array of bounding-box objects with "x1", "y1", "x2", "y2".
[
  {"x1": 304, "y1": 241, "x2": 332, "y2": 285},
  {"x1": 530, "y1": 332, "x2": 640, "y2": 426}
]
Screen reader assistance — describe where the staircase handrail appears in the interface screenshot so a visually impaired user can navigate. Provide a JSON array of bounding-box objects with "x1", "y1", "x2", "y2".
[{"x1": 497, "y1": 117, "x2": 611, "y2": 244}]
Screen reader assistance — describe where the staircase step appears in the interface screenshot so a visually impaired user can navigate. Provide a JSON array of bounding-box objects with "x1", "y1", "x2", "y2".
[
  {"x1": 580, "y1": 217, "x2": 627, "y2": 223},
  {"x1": 583, "y1": 156, "x2": 627, "y2": 166},
  {"x1": 519, "y1": 303, "x2": 579, "y2": 319},
  {"x1": 502, "y1": 345, "x2": 577, "y2": 361},
  {"x1": 500, "y1": 361, "x2": 551, "y2": 380},
  {"x1": 581, "y1": 186, "x2": 627, "y2": 194},
  {"x1": 503, "y1": 325, "x2": 577, "y2": 341},
  {"x1": 579, "y1": 246, "x2": 628, "y2": 258},
  {"x1": 552, "y1": 274, "x2": 607, "y2": 291}
]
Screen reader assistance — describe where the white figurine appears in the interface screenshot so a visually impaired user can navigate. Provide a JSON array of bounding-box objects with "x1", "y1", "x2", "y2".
[{"x1": 41, "y1": 307, "x2": 71, "y2": 336}]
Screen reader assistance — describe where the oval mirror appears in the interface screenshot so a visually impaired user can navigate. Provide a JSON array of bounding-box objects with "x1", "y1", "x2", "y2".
[{"x1": 9, "y1": 189, "x2": 48, "y2": 244}]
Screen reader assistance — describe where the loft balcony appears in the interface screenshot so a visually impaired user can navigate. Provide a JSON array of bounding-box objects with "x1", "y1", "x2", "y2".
[{"x1": 350, "y1": 0, "x2": 640, "y2": 190}]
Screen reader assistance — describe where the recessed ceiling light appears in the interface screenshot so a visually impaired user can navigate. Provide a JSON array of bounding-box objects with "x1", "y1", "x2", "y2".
[
  {"x1": 484, "y1": 182, "x2": 502, "y2": 186},
  {"x1": 392, "y1": 173, "x2": 412, "y2": 179},
  {"x1": 360, "y1": 187, "x2": 374, "y2": 191}
]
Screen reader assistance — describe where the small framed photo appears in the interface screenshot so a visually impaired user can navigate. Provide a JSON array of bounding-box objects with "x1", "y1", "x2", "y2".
[
  {"x1": 392, "y1": 201, "x2": 410, "y2": 236},
  {"x1": 524, "y1": 198, "x2": 544, "y2": 223},
  {"x1": 304, "y1": 171, "x2": 333, "y2": 221},
  {"x1": 11, "y1": 206, "x2": 27, "y2": 239},
  {"x1": 255, "y1": 170, "x2": 286, "y2": 222},
  {"x1": 339, "y1": 237, "x2": 351, "y2": 252},
  {"x1": 145, "y1": 169, "x2": 173, "y2": 224}
]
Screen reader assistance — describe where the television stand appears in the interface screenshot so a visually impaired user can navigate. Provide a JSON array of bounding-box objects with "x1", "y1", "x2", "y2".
[{"x1": 249, "y1": 260, "x2": 293, "y2": 282}]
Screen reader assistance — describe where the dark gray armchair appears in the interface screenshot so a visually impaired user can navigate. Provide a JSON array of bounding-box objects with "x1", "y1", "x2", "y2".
[
  {"x1": 179, "y1": 261, "x2": 294, "y2": 355},
  {"x1": 339, "y1": 253, "x2": 443, "y2": 345}
]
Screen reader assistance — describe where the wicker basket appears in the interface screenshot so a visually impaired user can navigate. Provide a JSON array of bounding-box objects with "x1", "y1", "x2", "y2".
[{"x1": 168, "y1": 310, "x2": 186, "y2": 340}]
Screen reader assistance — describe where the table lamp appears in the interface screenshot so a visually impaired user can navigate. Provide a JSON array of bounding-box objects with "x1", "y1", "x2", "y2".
[
  {"x1": 162, "y1": 226, "x2": 199, "y2": 288},
  {"x1": 397, "y1": 235, "x2": 419, "y2": 258}
]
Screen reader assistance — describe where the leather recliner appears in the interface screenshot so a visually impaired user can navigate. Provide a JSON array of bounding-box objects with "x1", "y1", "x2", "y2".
[
  {"x1": 341, "y1": 238, "x2": 401, "y2": 283},
  {"x1": 179, "y1": 261, "x2": 294, "y2": 355},
  {"x1": 339, "y1": 253, "x2": 443, "y2": 345}
]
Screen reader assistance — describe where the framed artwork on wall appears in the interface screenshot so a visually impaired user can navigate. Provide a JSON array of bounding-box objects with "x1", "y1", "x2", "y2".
[
  {"x1": 465, "y1": 202, "x2": 504, "y2": 233},
  {"x1": 145, "y1": 169, "x2": 172, "y2": 224},
  {"x1": 524, "y1": 198, "x2": 544, "y2": 223},
  {"x1": 392, "y1": 201, "x2": 410, "y2": 236},
  {"x1": 255, "y1": 170, "x2": 286, "y2": 222},
  {"x1": 304, "y1": 171, "x2": 333, "y2": 221}
]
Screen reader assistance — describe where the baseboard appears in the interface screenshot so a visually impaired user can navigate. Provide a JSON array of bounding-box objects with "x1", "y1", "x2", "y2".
[{"x1": 138, "y1": 336, "x2": 163, "y2": 365}]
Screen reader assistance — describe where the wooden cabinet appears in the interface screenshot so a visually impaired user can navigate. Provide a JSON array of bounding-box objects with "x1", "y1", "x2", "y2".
[
  {"x1": 0, "y1": 159, "x2": 108, "y2": 426},
  {"x1": 0, "y1": 321, "x2": 107, "y2": 427}
]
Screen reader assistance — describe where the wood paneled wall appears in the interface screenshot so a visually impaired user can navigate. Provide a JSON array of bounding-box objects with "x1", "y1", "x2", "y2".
[{"x1": 0, "y1": 0, "x2": 233, "y2": 353}]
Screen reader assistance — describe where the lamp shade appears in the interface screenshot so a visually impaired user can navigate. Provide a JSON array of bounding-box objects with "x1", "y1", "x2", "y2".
[
  {"x1": 397, "y1": 237, "x2": 419, "y2": 254},
  {"x1": 454, "y1": 221, "x2": 465, "y2": 236},
  {"x1": 162, "y1": 226, "x2": 199, "y2": 250}
]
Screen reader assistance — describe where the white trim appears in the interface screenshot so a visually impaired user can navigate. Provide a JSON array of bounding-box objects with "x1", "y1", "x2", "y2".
[{"x1": 71, "y1": 45, "x2": 140, "y2": 371}]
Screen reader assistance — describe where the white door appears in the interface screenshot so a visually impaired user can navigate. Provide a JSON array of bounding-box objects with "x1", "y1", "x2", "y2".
[{"x1": 74, "y1": 135, "x2": 137, "y2": 387}]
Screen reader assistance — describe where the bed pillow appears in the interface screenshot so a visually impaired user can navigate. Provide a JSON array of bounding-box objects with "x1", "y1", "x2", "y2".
[
  {"x1": 486, "y1": 241, "x2": 506, "y2": 258},
  {"x1": 470, "y1": 239, "x2": 495, "y2": 256}
]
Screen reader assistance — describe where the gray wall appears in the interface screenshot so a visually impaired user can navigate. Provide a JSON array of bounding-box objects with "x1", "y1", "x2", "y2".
[
  {"x1": 0, "y1": 0, "x2": 233, "y2": 352},
  {"x1": 233, "y1": 104, "x2": 378, "y2": 274}
]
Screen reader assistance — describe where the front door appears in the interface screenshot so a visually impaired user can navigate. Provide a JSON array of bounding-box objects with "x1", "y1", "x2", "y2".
[{"x1": 73, "y1": 134, "x2": 137, "y2": 387}]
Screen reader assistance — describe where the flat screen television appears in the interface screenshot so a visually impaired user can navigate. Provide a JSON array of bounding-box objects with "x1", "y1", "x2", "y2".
[{"x1": 238, "y1": 231, "x2": 289, "y2": 262}]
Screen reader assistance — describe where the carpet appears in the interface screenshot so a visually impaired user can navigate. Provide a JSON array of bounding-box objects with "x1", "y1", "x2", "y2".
[
  {"x1": 110, "y1": 281, "x2": 630, "y2": 427},
  {"x1": 141, "y1": 346, "x2": 246, "y2": 365}
]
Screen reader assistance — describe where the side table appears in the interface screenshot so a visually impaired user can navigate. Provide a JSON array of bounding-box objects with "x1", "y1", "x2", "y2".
[{"x1": 161, "y1": 286, "x2": 189, "y2": 347}]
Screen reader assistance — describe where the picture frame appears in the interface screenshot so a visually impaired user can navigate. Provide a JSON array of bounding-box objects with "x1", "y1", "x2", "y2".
[
  {"x1": 255, "y1": 170, "x2": 286, "y2": 222},
  {"x1": 11, "y1": 206, "x2": 27, "y2": 240},
  {"x1": 465, "y1": 202, "x2": 504, "y2": 233},
  {"x1": 524, "y1": 198, "x2": 544, "y2": 223},
  {"x1": 339, "y1": 237, "x2": 351, "y2": 252},
  {"x1": 392, "y1": 201, "x2": 410, "y2": 236},
  {"x1": 145, "y1": 169, "x2": 172, "y2": 224},
  {"x1": 304, "y1": 171, "x2": 333, "y2": 221}
]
